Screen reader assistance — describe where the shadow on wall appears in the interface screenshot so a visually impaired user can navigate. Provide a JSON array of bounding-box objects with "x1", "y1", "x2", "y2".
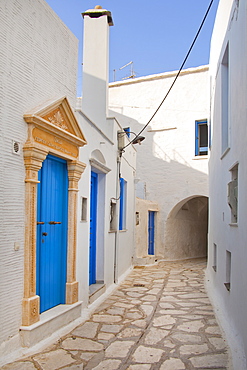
[
  {"x1": 109, "y1": 109, "x2": 208, "y2": 261},
  {"x1": 165, "y1": 196, "x2": 208, "y2": 260}
]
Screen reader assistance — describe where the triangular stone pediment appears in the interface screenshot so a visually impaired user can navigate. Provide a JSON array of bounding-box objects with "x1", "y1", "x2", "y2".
[
  {"x1": 42, "y1": 107, "x2": 74, "y2": 133},
  {"x1": 24, "y1": 97, "x2": 87, "y2": 146}
]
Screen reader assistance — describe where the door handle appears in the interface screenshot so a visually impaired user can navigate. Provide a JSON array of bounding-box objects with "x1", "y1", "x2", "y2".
[
  {"x1": 49, "y1": 221, "x2": 61, "y2": 225},
  {"x1": 42, "y1": 232, "x2": 48, "y2": 236},
  {"x1": 37, "y1": 222, "x2": 45, "y2": 225}
]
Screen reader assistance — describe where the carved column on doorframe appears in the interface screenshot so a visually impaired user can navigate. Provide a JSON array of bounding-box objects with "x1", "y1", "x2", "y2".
[
  {"x1": 22, "y1": 146, "x2": 48, "y2": 326},
  {"x1": 66, "y1": 160, "x2": 86, "y2": 304}
]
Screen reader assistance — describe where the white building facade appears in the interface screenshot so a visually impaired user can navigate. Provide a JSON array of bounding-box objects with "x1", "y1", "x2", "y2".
[
  {"x1": 109, "y1": 67, "x2": 209, "y2": 262},
  {"x1": 207, "y1": 0, "x2": 247, "y2": 368},
  {"x1": 0, "y1": 1, "x2": 136, "y2": 365}
]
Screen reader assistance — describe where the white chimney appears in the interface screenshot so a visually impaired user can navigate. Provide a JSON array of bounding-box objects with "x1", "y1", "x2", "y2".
[{"x1": 81, "y1": 6, "x2": 113, "y2": 126}]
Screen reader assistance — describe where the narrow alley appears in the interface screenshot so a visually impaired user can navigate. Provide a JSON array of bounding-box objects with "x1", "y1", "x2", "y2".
[{"x1": 2, "y1": 258, "x2": 230, "y2": 370}]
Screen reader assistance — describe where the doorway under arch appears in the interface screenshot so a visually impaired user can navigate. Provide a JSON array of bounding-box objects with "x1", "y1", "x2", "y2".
[{"x1": 164, "y1": 196, "x2": 208, "y2": 260}]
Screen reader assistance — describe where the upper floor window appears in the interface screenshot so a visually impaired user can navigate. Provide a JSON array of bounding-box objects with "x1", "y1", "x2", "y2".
[
  {"x1": 228, "y1": 163, "x2": 238, "y2": 224},
  {"x1": 195, "y1": 120, "x2": 208, "y2": 156},
  {"x1": 221, "y1": 44, "x2": 229, "y2": 155}
]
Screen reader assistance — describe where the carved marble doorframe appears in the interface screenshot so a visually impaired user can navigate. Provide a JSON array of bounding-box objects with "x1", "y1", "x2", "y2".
[{"x1": 22, "y1": 97, "x2": 87, "y2": 326}]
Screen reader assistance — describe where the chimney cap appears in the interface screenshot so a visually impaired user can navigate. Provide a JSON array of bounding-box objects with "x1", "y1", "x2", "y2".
[{"x1": 82, "y1": 7, "x2": 114, "y2": 26}]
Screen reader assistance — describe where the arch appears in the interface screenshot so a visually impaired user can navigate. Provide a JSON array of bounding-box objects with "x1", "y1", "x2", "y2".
[
  {"x1": 165, "y1": 195, "x2": 208, "y2": 260},
  {"x1": 91, "y1": 149, "x2": 106, "y2": 165},
  {"x1": 168, "y1": 195, "x2": 208, "y2": 219},
  {"x1": 90, "y1": 150, "x2": 110, "y2": 174}
]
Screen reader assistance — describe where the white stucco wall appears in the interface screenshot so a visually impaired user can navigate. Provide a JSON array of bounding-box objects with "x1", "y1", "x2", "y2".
[
  {"x1": 75, "y1": 109, "x2": 136, "y2": 304},
  {"x1": 81, "y1": 14, "x2": 110, "y2": 130},
  {"x1": 109, "y1": 66, "x2": 209, "y2": 260},
  {"x1": 0, "y1": 0, "x2": 78, "y2": 359},
  {"x1": 77, "y1": 8, "x2": 136, "y2": 303},
  {"x1": 207, "y1": 0, "x2": 247, "y2": 368},
  {"x1": 0, "y1": 2, "x2": 137, "y2": 364},
  {"x1": 135, "y1": 198, "x2": 159, "y2": 261},
  {"x1": 116, "y1": 142, "x2": 136, "y2": 278}
]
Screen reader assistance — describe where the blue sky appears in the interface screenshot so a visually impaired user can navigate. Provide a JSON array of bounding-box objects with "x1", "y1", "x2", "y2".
[{"x1": 45, "y1": 0, "x2": 220, "y2": 95}]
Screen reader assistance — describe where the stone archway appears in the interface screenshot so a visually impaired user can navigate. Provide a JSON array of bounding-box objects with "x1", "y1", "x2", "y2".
[
  {"x1": 22, "y1": 97, "x2": 87, "y2": 326},
  {"x1": 165, "y1": 196, "x2": 208, "y2": 260}
]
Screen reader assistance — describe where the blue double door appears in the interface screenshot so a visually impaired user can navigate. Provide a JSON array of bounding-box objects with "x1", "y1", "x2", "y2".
[{"x1": 37, "y1": 155, "x2": 68, "y2": 313}]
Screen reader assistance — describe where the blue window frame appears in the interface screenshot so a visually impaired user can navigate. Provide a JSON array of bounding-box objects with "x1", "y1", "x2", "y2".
[
  {"x1": 123, "y1": 127, "x2": 130, "y2": 138},
  {"x1": 195, "y1": 120, "x2": 208, "y2": 156},
  {"x1": 119, "y1": 177, "x2": 127, "y2": 230}
]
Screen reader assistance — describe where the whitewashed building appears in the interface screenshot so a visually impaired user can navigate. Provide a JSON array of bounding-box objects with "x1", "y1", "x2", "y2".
[
  {"x1": 207, "y1": 0, "x2": 247, "y2": 368},
  {"x1": 109, "y1": 66, "x2": 209, "y2": 263},
  {"x1": 76, "y1": 7, "x2": 136, "y2": 306},
  {"x1": 0, "y1": 1, "x2": 136, "y2": 365}
]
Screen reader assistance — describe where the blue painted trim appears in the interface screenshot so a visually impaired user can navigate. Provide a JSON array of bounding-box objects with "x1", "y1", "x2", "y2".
[
  {"x1": 148, "y1": 211, "x2": 155, "y2": 255},
  {"x1": 37, "y1": 154, "x2": 68, "y2": 313},
  {"x1": 89, "y1": 171, "x2": 98, "y2": 285},
  {"x1": 195, "y1": 120, "x2": 208, "y2": 156},
  {"x1": 124, "y1": 127, "x2": 130, "y2": 138},
  {"x1": 195, "y1": 122, "x2": 199, "y2": 156},
  {"x1": 119, "y1": 178, "x2": 127, "y2": 230}
]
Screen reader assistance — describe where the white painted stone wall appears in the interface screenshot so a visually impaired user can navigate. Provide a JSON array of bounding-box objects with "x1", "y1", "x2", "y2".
[
  {"x1": 75, "y1": 110, "x2": 136, "y2": 304},
  {"x1": 77, "y1": 8, "x2": 136, "y2": 304},
  {"x1": 135, "y1": 198, "x2": 159, "y2": 263},
  {"x1": 0, "y1": 0, "x2": 78, "y2": 360},
  {"x1": 0, "y1": 2, "x2": 136, "y2": 364},
  {"x1": 109, "y1": 66, "x2": 209, "y2": 260},
  {"x1": 81, "y1": 13, "x2": 110, "y2": 132},
  {"x1": 207, "y1": 0, "x2": 247, "y2": 368}
]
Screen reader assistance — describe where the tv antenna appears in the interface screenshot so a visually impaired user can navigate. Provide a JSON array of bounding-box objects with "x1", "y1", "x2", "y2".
[{"x1": 119, "y1": 61, "x2": 136, "y2": 80}]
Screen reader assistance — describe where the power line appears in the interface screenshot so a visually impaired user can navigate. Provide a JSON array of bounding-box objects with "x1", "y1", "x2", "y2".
[{"x1": 123, "y1": 0, "x2": 215, "y2": 150}]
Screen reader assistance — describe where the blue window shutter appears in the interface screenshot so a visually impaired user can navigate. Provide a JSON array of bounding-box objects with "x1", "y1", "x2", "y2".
[
  {"x1": 195, "y1": 121, "x2": 199, "y2": 156},
  {"x1": 195, "y1": 120, "x2": 208, "y2": 156},
  {"x1": 119, "y1": 178, "x2": 126, "y2": 230},
  {"x1": 123, "y1": 127, "x2": 130, "y2": 138}
]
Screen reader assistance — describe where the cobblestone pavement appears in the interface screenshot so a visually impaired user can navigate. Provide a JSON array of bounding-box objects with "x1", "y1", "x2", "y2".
[{"x1": 2, "y1": 258, "x2": 231, "y2": 370}]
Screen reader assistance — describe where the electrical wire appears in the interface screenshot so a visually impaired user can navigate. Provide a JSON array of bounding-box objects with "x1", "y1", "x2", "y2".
[{"x1": 123, "y1": 0, "x2": 215, "y2": 150}]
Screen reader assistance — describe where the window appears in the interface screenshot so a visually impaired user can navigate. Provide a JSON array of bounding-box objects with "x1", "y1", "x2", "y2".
[
  {"x1": 136, "y1": 212, "x2": 140, "y2": 226},
  {"x1": 228, "y1": 164, "x2": 238, "y2": 223},
  {"x1": 119, "y1": 177, "x2": 127, "y2": 230},
  {"x1": 123, "y1": 127, "x2": 130, "y2": 138},
  {"x1": 110, "y1": 199, "x2": 117, "y2": 231},
  {"x1": 195, "y1": 120, "x2": 208, "y2": 156},
  {"x1": 81, "y1": 197, "x2": 87, "y2": 221},
  {"x1": 212, "y1": 243, "x2": 217, "y2": 272},
  {"x1": 221, "y1": 44, "x2": 229, "y2": 154},
  {"x1": 224, "y1": 250, "x2": 231, "y2": 291}
]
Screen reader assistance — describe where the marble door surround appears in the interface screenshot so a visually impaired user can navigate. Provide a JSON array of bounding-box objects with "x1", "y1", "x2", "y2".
[{"x1": 22, "y1": 97, "x2": 87, "y2": 326}]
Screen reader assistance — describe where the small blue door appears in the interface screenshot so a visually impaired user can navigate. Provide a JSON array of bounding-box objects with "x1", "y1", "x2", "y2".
[
  {"x1": 148, "y1": 211, "x2": 155, "y2": 255},
  {"x1": 37, "y1": 155, "x2": 68, "y2": 313},
  {"x1": 89, "y1": 171, "x2": 98, "y2": 285}
]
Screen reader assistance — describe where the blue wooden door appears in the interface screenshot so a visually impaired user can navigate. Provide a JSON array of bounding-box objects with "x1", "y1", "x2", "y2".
[
  {"x1": 36, "y1": 155, "x2": 68, "y2": 313},
  {"x1": 89, "y1": 171, "x2": 98, "y2": 285},
  {"x1": 148, "y1": 211, "x2": 155, "y2": 255}
]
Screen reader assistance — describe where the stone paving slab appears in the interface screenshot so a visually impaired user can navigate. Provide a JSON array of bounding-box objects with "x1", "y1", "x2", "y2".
[{"x1": 1, "y1": 258, "x2": 231, "y2": 370}]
